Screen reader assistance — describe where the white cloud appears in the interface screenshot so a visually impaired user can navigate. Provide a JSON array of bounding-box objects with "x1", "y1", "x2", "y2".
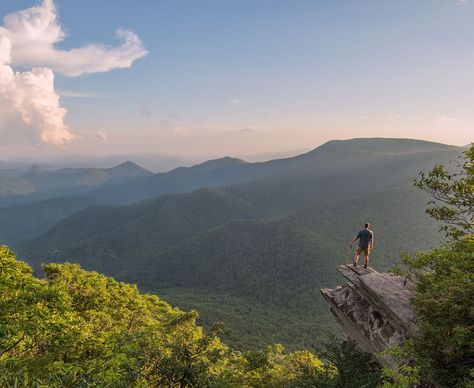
[
  {"x1": 0, "y1": 0, "x2": 147, "y2": 147},
  {"x1": 1, "y1": 0, "x2": 148, "y2": 77},
  {"x1": 0, "y1": 35, "x2": 74, "y2": 146}
]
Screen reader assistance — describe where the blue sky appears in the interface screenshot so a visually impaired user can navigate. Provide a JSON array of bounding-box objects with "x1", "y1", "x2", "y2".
[{"x1": 0, "y1": 0, "x2": 473, "y2": 159}]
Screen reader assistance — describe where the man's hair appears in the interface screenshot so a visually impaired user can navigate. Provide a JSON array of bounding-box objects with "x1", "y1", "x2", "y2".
[{"x1": 364, "y1": 222, "x2": 370, "y2": 228}]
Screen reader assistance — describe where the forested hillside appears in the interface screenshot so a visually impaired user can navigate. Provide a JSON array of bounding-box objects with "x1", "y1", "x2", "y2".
[
  {"x1": 22, "y1": 189, "x2": 261, "y2": 277},
  {"x1": 1, "y1": 246, "x2": 350, "y2": 387},
  {"x1": 13, "y1": 138, "x2": 461, "y2": 350},
  {"x1": 0, "y1": 196, "x2": 94, "y2": 245}
]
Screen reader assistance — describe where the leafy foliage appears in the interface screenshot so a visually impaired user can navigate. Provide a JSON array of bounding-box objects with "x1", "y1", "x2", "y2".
[
  {"x1": 415, "y1": 143, "x2": 474, "y2": 239},
  {"x1": 380, "y1": 363, "x2": 420, "y2": 388},
  {"x1": 385, "y1": 146, "x2": 474, "y2": 387},
  {"x1": 320, "y1": 336, "x2": 381, "y2": 388},
  {"x1": 392, "y1": 238, "x2": 474, "y2": 387},
  {"x1": 0, "y1": 246, "x2": 347, "y2": 387}
]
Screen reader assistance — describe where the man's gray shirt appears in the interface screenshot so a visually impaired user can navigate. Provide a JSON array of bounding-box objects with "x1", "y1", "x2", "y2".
[{"x1": 357, "y1": 229, "x2": 373, "y2": 249}]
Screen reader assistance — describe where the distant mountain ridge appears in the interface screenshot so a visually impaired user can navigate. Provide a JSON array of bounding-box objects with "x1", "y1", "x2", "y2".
[
  {"x1": 4, "y1": 137, "x2": 462, "y2": 247},
  {"x1": 86, "y1": 138, "x2": 462, "y2": 205},
  {"x1": 0, "y1": 161, "x2": 153, "y2": 207},
  {"x1": 22, "y1": 160, "x2": 152, "y2": 191},
  {"x1": 312, "y1": 138, "x2": 458, "y2": 154},
  {"x1": 14, "y1": 137, "x2": 464, "y2": 349}
]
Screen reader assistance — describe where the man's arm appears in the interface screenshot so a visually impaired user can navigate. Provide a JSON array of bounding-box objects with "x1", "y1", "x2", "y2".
[
  {"x1": 350, "y1": 232, "x2": 361, "y2": 244},
  {"x1": 370, "y1": 232, "x2": 375, "y2": 250}
]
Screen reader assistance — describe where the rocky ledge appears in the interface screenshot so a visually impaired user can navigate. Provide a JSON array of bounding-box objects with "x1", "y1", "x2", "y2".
[{"x1": 320, "y1": 265, "x2": 417, "y2": 366}]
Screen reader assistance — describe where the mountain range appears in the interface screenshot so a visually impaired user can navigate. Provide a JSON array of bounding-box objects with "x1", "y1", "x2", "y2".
[
  {"x1": 1, "y1": 138, "x2": 465, "y2": 349},
  {"x1": 0, "y1": 161, "x2": 152, "y2": 203}
]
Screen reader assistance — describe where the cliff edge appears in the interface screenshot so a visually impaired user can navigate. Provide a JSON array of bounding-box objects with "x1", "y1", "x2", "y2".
[{"x1": 320, "y1": 265, "x2": 417, "y2": 366}]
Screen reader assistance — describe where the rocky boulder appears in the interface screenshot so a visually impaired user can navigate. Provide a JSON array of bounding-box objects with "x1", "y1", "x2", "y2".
[{"x1": 320, "y1": 265, "x2": 417, "y2": 366}]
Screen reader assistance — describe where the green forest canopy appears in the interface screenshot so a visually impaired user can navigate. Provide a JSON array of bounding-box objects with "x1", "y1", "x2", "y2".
[{"x1": 0, "y1": 246, "x2": 343, "y2": 387}]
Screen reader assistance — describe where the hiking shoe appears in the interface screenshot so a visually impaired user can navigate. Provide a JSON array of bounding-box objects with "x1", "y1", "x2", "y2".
[
  {"x1": 363, "y1": 264, "x2": 368, "y2": 269},
  {"x1": 353, "y1": 262, "x2": 357, "y2": 267}
]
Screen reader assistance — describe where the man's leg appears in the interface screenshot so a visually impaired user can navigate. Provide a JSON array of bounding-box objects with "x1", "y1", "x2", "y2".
[
  {"x1": 354, "y1": 248, "x2": 361, "y2": 266},
  {"x1": 364, "y1": 249, "x2": 370, "y2": 268}
]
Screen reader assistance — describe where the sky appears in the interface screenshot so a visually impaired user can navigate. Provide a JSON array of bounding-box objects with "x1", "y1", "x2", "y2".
[{"x1": 0, "y1": 0, "x2": 473, "y2": 161}]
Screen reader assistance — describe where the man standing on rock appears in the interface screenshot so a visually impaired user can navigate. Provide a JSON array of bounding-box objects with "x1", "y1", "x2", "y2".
[{"x1": 350, "y1": 223, "x2": 374, "y2": 269}]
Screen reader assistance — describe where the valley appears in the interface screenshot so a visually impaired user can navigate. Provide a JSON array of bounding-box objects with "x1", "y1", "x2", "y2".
[{"x1": 0, "y1": 138, "x2": 463, "y2": 350}]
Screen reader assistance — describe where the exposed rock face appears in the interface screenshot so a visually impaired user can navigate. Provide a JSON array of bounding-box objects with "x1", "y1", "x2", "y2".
[{"x1": 321, "y1": 265, "x2": 417, "y2": 366}]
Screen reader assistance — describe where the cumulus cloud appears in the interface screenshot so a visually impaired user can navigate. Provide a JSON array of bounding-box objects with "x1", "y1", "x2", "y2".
[
  {"x1": 0, "y1": 35, "x2": 73, "y2": 146},
  {"x1": 0, "y1": 0, "x2": 147, "y2": 147},
  {"x1": 1, "y1": 0, "x2": 148, "y2": 77}
]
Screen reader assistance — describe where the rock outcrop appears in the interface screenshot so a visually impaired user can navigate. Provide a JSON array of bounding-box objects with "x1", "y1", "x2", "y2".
[{"x1": 320, "y1": 265, "x2": 417, "y2": 366}]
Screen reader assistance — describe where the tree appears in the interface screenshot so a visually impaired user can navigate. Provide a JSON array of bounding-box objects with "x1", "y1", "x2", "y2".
[
  {"x1": 1, "y1": 246, "x2": 339, "y2": 387},
  {"x1": 414, "y1": 143, "x2": 474, "y2": 239},
  {"x1": 384, "y1": 145, "x2": 474, "y2": 387},
  {"x1": 393, "y1": 238, "x2": 474, "y2": 387},
  {"x1": 320, "y1": 336, "x2": 381, "y2": 388}
]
